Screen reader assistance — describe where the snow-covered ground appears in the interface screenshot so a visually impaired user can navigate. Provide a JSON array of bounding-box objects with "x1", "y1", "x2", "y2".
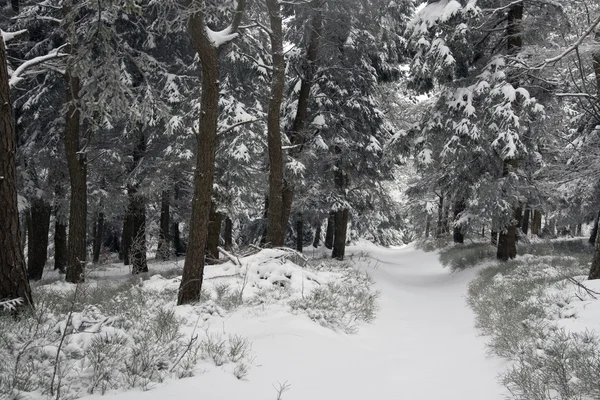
[{"x1": 82, "y1": 242, "x2": 506, "y2": 400}]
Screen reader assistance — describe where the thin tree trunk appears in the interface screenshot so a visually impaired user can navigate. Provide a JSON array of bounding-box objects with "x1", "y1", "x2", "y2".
[
  {"x1": 491, "y1": 230, "x2": 498, "y2": 246},
  {"x1": 0, "y1": 35, "x2": 33, "y2": 309},
  {"x1": 313, "y1": 223, "x2": 321, "y2": 248},
  {"x1": 178, "y1": 0, "x2": 246, "y2": 305},
  {"x1": 54, "y1": 217, "x2": 67, "y2": 273},
  {"x1": 127, "y1": 191, "x2": 147, "y2": 274},
  {"x1": 522, "y1": 207, "x2": 530, "y2": 235},
  {"x1": 425, "y1": 214, "x2": 431, "y2": 238},
  {"x1": 436, "y1": 195, "x2": 444, "y2": 238},
  {"x1": 172, "y1": 222, "x2": 183, "y2": 257},
  {"x1": 265, "y1": 0, "x2": 286, "y2": 247},
  {"x1": 27, "y1": 198, "x2": 52, "y2": 280},
  {"x1": 296, "y1": 216, "x2": 303, "y2": 253},
  {"x1": 332, "y1": 209, "x2": 349, "y2": 260},
  {"x1": 532, "y1": 209, "x2": 542, "y2": 236},
  {"x1": 589, "y1": 220, "x2": 600, "y2": 279},
  {"x1": 92, "y1": 212, "x2": 104, "y2": 264},
  {"x1": 497, "y1": 161, "x2": 518, "y2": 261},
  {"x1": 206, "y1": 204, "x2": 223, "y2": 263},
  {"x1": 325, "y1": 211, "x2": 334, "y2": 249},
  {"x1": 157, "y1": 190, "x2": 170, "y2": 261},
  {"x1": 121, "y1": 215, "x2": 130, "y2": 264},
  {"x1": 224, "y1": 216, "x2": 233, "y2": 251}
]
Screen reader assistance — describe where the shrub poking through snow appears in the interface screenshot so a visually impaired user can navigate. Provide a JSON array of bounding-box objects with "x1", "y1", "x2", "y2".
[
  {"x1": 439, "y1": 242, "x2": 496, "y2": 271},
  {"x1": 465, "y1": 242, "x2": 600, "y2": 400},
  {"x1": 290, "y1": 265, "x2": 380, "y2": 334}
]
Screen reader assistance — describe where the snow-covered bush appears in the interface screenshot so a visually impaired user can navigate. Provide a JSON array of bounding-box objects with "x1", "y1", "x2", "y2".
[
  {"x1": 439, "y1": 242, "x2": 496, "y2": 271},
  {"x1": 290, "y1": 264, "x2": 379, "y2": 334},
  {"x1": 466, "y1": 246, "x2": 600, "y2": 400}
]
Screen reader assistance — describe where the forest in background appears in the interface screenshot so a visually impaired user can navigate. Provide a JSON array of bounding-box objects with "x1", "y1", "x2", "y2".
[{"x1": 2, "y1": 0, "x2": 600, "y2": 310}]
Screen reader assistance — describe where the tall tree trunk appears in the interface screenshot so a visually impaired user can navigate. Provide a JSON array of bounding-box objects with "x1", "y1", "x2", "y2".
[
  {"x1": 522, "y1": 207, "x2": 530, "y2": 235},
  {"x1": 0, "y1": 35, "x2": 33, "y2": 309},
  {"x1": 27, "y1": 198, "x2": 52, "y2": 280},
  {"x1": 157, "y1": 190, "x2": 170, "y2": 260},
  {"x1": 121, "y1": 215, "x2": 130, "y2": 264},
  {"x1": 491, "y1": 230, "x2": 498, "y2": 246},
  {"x1": 425, "y1": 214, "x2": 431, "y2": 238},
  {"x1": 172, "y1": 222, "x2": 183, "y2": 257},
  {"x1": 224, "y1": 216, "x2": 233, "y2": 251},
  {"x1": 126, "y1": 191, "x2": 147, "y2": 274},
  {"x1": 296, "y1": 216, "x2": 303, "y2": 252},
  {"x1": 64, "y1": 72, "x2": 87, "y2": 283},
  {"x1": 532, "y1": 209, "x2": 542, "y2": 236},
  {"x1": 497, "y1": 4, "x2": 523, "y2": 262},
  {"x1": 265, "y1": 0, "x2": 286, "y2": 247},
  {"x1": 332, "y1": 209, "x2": 349, "y2": 260},
  {"x1": 436, "y1": 195, "x2": 444, "y2": 238},
  {"x1": 206, "y1": 204, "x2": 222, "y2": 263},
  {"x1": 452, "y1": 198, "x2": 466, "y2": 244},
  {"x1": 313, "y1": 223, "x2": 321, "y2": 248},
  {"x1": 92, "y1": 212, "x2": 104, "y2": 264},
  {"x1": 325, "y1": 211, "x2": 334, "y2": 249},
  {"x1": 588, "y1": 221, "x2": 600, "y2": 280},
  {"x1": 54, "y1": 218, "x2": 67, "y2": 273},
  {"x1": 178, "y1": 0, "x2": 246, "y2": 305}
]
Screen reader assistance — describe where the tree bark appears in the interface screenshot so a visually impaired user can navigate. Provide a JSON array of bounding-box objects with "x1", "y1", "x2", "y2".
[
  {"x1": 313, "y1": 223, "x2": 321, "y2": 248},
  {"x1": 0, "y1": 35, "x2": 33, "y2": 309},
  {"x1": 121, "y1": 215, "x2": 130, "y2": 264},
  {"x1": 425, "y1": 214, "x2": 431, "y2": 238},
  {"x1": 265, "y1": 0, "x2": 287, "y2": 247},
  {"x1": 491, "y1": 230, "x2": 498, "y2": 246},
  {"x1": 588, "y1": 222, "x2": 600, "y2": 279},
  {"x1": 27, "y1": 198, "x2": 52, "y2": 280},
  {"x1": 206, "y1": 204, "x2": 223, "y2": 263},
  {"x1": 436, "y1": 195, "x2": 444, "y2": 238},
  {"x1": 178, "y1": 0, "x2": 246, "y2": 305},
  {"x1": 54, "y1": 218, "x2": 67, "y2": 273},
  {"x1": 332, "y1": 209, "x2": 349, "y2": 260},
  {"x1": 126, "y1": 191, "x2": 147, "y2": 274},
  {"x1": 92, "y1": 212, "x2": 104, "y2": 264},
  {"x1": 521, "y1": 207, "x2": 530, "y2": 235},
  {"x1": 325, "y1": 211, "x2": 334, "y2": 249},
  {"x1": 224, "y1": 216, "x2": 233, "y2": 251},
  {"x1": 296, "y1": 216, "x2": 303, "y2": 252},
  {"x1": 157, "y1": 190, "x2": 170, "y2": 260},
  {"x1": 532, "y1": 209, "x2": 542, "y2": 236},
  {"x1": 64, "y1": 71, "x2": 87, "y2": 283},
  {"x1": 452, "y1": 198, "x2": 466, "y2": 244}
]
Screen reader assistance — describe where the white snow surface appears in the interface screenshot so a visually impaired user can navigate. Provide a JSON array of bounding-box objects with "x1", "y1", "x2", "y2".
[{"x1": 80, "y1": 242, "x2": 505, "y2": 400}]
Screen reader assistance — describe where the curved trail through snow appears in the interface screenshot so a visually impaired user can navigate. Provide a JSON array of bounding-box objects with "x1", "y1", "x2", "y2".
[{"x1": 85, "y1": 243, "x2": 506, "y2": 400}]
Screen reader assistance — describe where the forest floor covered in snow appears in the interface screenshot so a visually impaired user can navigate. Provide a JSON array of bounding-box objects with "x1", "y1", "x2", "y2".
[{"x1": 7, "y1": 239, "x2": 600, "y2": 400}]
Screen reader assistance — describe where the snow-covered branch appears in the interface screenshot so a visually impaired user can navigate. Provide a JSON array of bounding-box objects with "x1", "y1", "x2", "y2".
[
  {"x1": 542, "y1": 13, "x2": 600, "y2": 65},
  {"x1": 1, "y1": 29, "x2": 27, "y2": 43},
  {"x1": 9, "y1": 44, "x2": 68, "y2": 88}
]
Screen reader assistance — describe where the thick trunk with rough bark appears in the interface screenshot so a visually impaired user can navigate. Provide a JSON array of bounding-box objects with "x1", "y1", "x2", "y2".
[
  {"x1": 178, "y1": 0, "x2": 245, "y2": 305},
  {"x1": 206, "y1": 205, "x2": 223, "y2": 263},
  {"x1": 265, "y1": 0, "x2": 286, "y2": 247},
  {"x1": 325, "y1": 211, "x2": 334, "y2": 249},
  {"x1": 332, "y1": 209, "x2": 349, "y2": 260},
  {"x1": 27, "y1": 198, "x2": 52, "y2": 280},
  {"x1": 0, "y1": 36, "x2": 33, "y2": 308},
  {"x1": 157, "y1": 190, "x2": 170, "y2": 260},
  {"x1": 92, "y1": 212, "x2": 104, "y2": 264},
  {"x1": 64, "y1": 73, "x2": 87, "y2": 283}
]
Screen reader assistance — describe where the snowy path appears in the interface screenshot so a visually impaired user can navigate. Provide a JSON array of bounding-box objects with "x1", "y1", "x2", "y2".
[{"x1": 87, "y1": 243, "x2": 506, "y2": 400}]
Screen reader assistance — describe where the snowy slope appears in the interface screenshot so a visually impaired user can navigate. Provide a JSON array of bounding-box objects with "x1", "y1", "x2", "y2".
[{"x1": 82, "y1": 243, "x2": 506, "y2": 400}]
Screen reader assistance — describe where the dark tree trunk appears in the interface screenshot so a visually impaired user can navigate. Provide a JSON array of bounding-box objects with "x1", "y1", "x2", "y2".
[
  {"x1": 121, "y1": 215, "x2": 130, "y2": 264},
  {"x1": 281, "y1": 182, "x2": 293, "y2": 242},
  {"x1": 10, "y1": 0, "x2": 18, "y2": 12},
  {"x1": 325, "y1": 211, "x2": 335, "y2": 249},
  {"x1": 577, "y1": 224, "x2": 582, "y2": 237},
  {"x1": 265, "y1": 0, "x2": 286, "y2": 247},
  {"x1": 522, "y1": 207, "x2": 530, "y2": 235},
  {"x1": 313, "y1": 223, "x2": 321, "y2": 248},
  {"x1": 0, "y1": 36, "x2": 33, "y2": 309},
  {"x1": 206, "y1": 204, "x2": 223, "y2": 263},
  {"x1": 452, "y1": 198, "x2": 466, "y2": 244},
  {"x1": 178, "y1": 1, "x2": 246, "y2": 305},
  {"x1": 172, "y1": 222, "x2": 183, "y2": 257},
  {"x1": 491, "y1": 230, "x2": 498, "y2": 246},
  {"x1": 590, "y1": 212, "x2": 600, "y2": 246},
  {"x1": 64, "y1": 72, "x2": 87, "y2": 284},
  {"x1": 54, "y1": 218, "x2": 67, "y2": 273},
  {"x1": 588, "y1": 222, "x2": 600, "y2": 280},
  {"x1": 260, "y1": 195, "x2": 268, "y2": 245},
  {"x1": 20, "y1": 211, "x2": 27, "y2": 254},
  {"x1": 425, "y1": 214, "x2": 431, "y2": 238},
  {"x1": 157, "y1": 190, "x2": 170, "y2": 260},
  {"x1": 27, "y1": 198, "x2": 52, "y2": 280},
  {"x1": 296, "y1": 216, "x2": 303, "y2": 253},
  {"x1": 532, "y1": 209, "x2": 542, "y2": 236},
  {"x1": 436, "y1": 195, "x2": 444, "y2": 238},
  {"x1": 126, "y1": 191, "x2": 147, "y2": 274},
  {"x1": 224, "y1": 216, "x2": 233, "y2": 251},
  {"x1": 92, "y1": 212, "x2": 104, "y2": 264},
  {"x1": 332, "y1": 209, "x2": 349, "y2": 260}
]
